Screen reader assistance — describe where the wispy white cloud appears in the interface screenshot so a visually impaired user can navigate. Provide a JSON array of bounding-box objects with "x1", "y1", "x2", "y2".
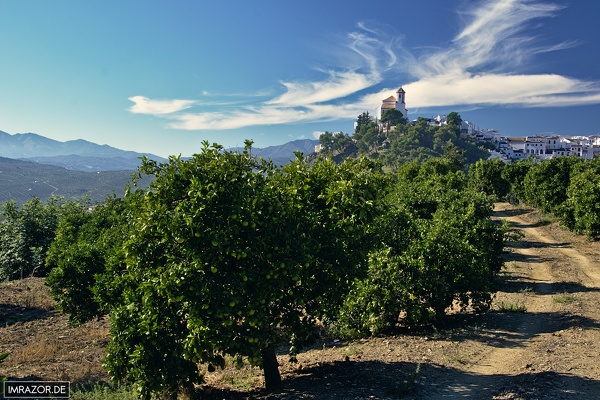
[
  {"x1": 128, "y1": 96, "x2": 196, "y2": 115},
  {"x1": 266, "y1": 70, "x2": 377, "y2": 107},
  {"x1": 405, "y1": 74, "x2": 600, "y2": 108},
  {"x1": 368, "y1": 0, "x2": 599, "y2": 111},
  {"x1": 128, "y1": 0, "x2": 600, "y2": 131}
]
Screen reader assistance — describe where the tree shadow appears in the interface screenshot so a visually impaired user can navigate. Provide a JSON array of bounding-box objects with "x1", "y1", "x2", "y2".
[
  {"x1": 199, "y1": 360, "x2": 600, "y2": 399},
  {"x1": 519, "y1": 239, "x2": 571, "y2": 249},
  {"x1": 493, "y1": 208, "x2": 531, "y2": 218},
  {"x1": 497, "y1": 277, "x2": 600, "y2": 295},
  {"x1": 508, "y1": 219, "x2": 553, "y2": 229},
  {"x1": 416, "y1": 365, "x2": 600, "y2": 400},
  {"x1": 0, "y1": 304, "x2": 54, "y2": 327},
  {"x1": 502, "y1": 250, "x2": 545, "y2": 263},
  {"x1": 445, "y1": 311, "x2": 600, "y2": 352}
]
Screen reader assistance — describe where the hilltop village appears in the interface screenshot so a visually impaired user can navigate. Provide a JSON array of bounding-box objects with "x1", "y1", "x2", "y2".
[
  {"x1": 320, "y1": 86, "x2": 600, "y2": 162},
  {"x1": 422, "y1": 114, "x2": 600, "y2": 162}
]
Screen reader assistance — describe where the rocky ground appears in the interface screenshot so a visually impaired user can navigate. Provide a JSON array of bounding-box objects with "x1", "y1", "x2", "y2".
[{"x1": 1, "y1": 203, "x2": 599, "y2": 399}]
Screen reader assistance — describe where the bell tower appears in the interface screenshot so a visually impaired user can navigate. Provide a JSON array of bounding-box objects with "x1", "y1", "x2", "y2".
[{"x1": 396, "y1": 87, "x2": 407, "y2": 118}]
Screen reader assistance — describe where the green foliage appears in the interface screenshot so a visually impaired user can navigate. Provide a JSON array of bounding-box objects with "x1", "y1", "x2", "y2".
[
  {"x1": 501, "y1": 159, "x2": 533, "y2": 201},
  {"x1": 354, "y1": 120, "x2": 383, "y2": 154},
  {"x1": 553, "y1": 292, "x2": 575, "y2": 304},
  {"x1": 45, "y1": 138, "x2": 507, "y2": 397},
  {"x1": 355, "y1": 111, "x2": 373, "y2": 133},
  {"x1": 501, "y1": 156, "x2": 600, "y2": 240},
  {"x1": 381, "y1": 109, "x2": 407, "y2": 129},
  {"x1": 468, "y1": 158, "x2": 511, "y2": 199},
  {"x1": 381, "y1": 118, "x2": 487, "y2": 170},
  {"x1": 446, "y1": 111, "x2": 462, "y2": 130},
  {"x1": 318, "y1": 131, "x2": 357, "y2": 160},
  {"x1": 315, "y1": 111, "x2": 486, "y2": 171},
  {"x1": 336, "y1": 159, "x2": 506, "y2": 336},
  {"x1": 336, "y1": 247, "x2": 409, "y2": 337},
  {"x1": 96, "y1": 142, "x2": 386, "y2": 397},
  {"x1": 522, "y1": 156, "x2": 583, "y2": 215},
  {"x1": 0, "y1": 197, "x2": 75, "y2": 281},
  {"x1": 46, "y1": 196, "x2": 131, "y2": 325},
  {"x1": 563, "y1": 158, "x2": 600, "y2": 238}
]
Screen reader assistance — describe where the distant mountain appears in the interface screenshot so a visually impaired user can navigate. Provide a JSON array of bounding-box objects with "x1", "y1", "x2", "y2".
[
  {"x1": 0, "y1": 156, "x2": 150, "y2": 204},
  {"x1": 0, "y1": 131, "x2": 318, "y2": 171},
  {"x1": 0, "y1": 130, "x2": 321, "y2": 204},
  {"x1": 22, "y1": 155, "x2": 146, "y2": 172},
  {"x1": 0, "y1": 130, "x2": 166, "y2": 171},
  {"x1": 228, "y1": 139, "x2": 319, "y2": 165}
]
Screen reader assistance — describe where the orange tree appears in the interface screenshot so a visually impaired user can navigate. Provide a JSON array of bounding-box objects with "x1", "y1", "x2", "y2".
[
  {"x1": 97, "y1": 142, "x2": 386, "y2": 398},
  {"x1": 522, "y1": 156, "x2": 583, "y2": 215},
  {"x1": 46, "y1": 195, "x2": 131, "y2": 324},
  {"x1": 0, "y1": 197, "x2": 68, "y2": 281},
  {"x1": 468, "y1": 158, "x2": 511, "y2": 200},
  {"x1": 563, "y1": 158, "x2": 600, "y2": 239},
  {"x1": 336, "y1": 158, "x2": 507, "y2": 336}
]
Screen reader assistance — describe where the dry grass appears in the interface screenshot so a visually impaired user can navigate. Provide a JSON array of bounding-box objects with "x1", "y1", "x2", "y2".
[
  {"x1": 8, "y1": 334, "x2": 64, "y2": 364},
  {"x1": 202, "y1": 362, "x2": 264, "y2": 392},
  {"x1": 2, "y1": 277, "x2": 56, "y2": 310},
  {"x1": 1, "y1": 278, "x2": 110, "y2": 385}
]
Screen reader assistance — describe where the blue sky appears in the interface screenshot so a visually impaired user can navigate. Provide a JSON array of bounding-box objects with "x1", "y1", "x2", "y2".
[{"x1": 1, "y1": 0, "x2": 599, "y2": 157}]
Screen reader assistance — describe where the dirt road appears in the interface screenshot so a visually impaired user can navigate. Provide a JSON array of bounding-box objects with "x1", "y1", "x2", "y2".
[{"x1": 412, "y1": 203, "x2": 600, "y2": 399}]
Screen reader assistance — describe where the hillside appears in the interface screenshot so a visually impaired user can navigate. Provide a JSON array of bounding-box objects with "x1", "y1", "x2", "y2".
[
  {"x1": 0, "y1": 157, "x2": 148, "y2": 204},
  {"x1": 21, "y1": 155, "x2": 146, "y2": 172},
  {"x1": 0, "y1": 130, "x2": 166, "y2": 172},
  {"x1": 228, "y1": 139, "x2": 319, "y2": 165}
]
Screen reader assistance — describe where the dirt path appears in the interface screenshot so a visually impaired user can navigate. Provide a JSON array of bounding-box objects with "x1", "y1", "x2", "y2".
[{"x1": 413, "y1": 203, "x2": 600, "y2": 399}]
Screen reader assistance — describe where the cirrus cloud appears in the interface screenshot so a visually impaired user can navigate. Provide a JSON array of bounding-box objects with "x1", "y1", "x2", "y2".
[
  {"x1": 128, "y1": 0, "x2": 600, "y2": 131},
  {"x1": 128, "y1": 96, "x2": 196, "y2": 115}
]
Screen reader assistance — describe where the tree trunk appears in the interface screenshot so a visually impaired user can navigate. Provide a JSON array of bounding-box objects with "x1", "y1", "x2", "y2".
[{"x1": 262, "y1": 345, "x2": 282, "y2": 390}]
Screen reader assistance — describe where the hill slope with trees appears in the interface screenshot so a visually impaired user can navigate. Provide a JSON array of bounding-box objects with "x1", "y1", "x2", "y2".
[
  {"x1": 0, "y1": 157, "x2": 152, "y2": 204},
  {"x1": 313, "y1": 112, "x2": 489, "y2": 170}
]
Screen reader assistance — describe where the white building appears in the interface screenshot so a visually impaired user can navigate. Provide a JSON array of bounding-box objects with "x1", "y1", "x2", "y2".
[
  {"x1": 496, "y1": 134, "x2": 600, "y2": 161},
  {"x1": 376, "y1": 87, "x2": 408, "y2": 120},
  {"x1": 475, "y1": 129, "x2": 500, "y2": 144}
]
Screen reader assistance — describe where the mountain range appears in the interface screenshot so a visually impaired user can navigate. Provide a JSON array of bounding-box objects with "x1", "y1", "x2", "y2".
[
  {"x1": 228, "y1": 139, "x2": 319, "y2": 166},
  {"x1": 0, "y1": 130, "x2": 167, "y2": 172},
  {"x1": 0, "y1": 130, "x2": 319, "y2": 204},
  {"x1": 0, "y1": 131, "x2": 319, "y2": 171}
]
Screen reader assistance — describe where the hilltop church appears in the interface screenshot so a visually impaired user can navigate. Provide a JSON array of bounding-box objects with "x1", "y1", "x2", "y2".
[{"x1": 376, "y1": 87, "x2": 408, "y2": 120}]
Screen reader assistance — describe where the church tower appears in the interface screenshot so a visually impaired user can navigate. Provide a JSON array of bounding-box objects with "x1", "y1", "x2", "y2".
[
  {"x1": 396, "y1": 87, "x2": 408, "y2": 119},
  {"x1": 377, "y1": 86, "x2": 408, "y2": 120}
]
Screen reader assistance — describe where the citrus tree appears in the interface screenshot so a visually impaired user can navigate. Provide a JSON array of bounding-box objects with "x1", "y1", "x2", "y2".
[
  {"x1": 96, "y1": 142, "x2": 385, "y2": 398},
  {"x1": 564, "y1": 158, "x2": 600, "y2": 238},
  {"x1": 468, "y1": 158, "x2": 510, "y2": 199},
  {"x1": 46, "y1": 195, "x2": 131, "y2": 324},
  {"x1": 501, "y1": 158, "x2": 533, "y2": 202},
  {"x1": 0, "y1": 197, "x2": 72, "y2": 280},
  {"x1": 336, "y1": 158, "x2": 507, "y2": 335},
  {"x1": 522, "y1": 156, "x2": 583, "y2": 214}
]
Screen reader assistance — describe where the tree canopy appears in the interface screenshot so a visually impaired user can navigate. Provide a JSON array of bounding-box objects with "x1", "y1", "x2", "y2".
[{"x1": 46, "y1": 142, "x2": 387, "y2": 398}]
